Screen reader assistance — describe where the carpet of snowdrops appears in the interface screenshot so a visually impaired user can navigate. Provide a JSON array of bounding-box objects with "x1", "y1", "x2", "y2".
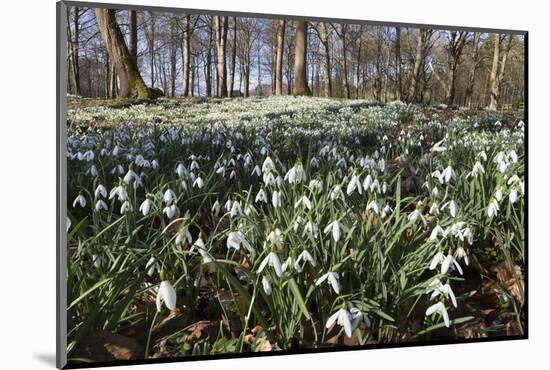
[{"x1": 66, "y1": 96, "x2": 525, "y2": 361}]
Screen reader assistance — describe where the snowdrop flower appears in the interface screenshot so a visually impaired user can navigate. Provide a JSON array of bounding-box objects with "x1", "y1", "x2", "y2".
[
  {"x1": 88, "y1": 165, "x2": 98, "y2": 177},
  {"x1": 189, "y1": 237, "x2": 205, "y2": 253},
  {"x1": 316, "y1": 271, "x2": 340, "y2": 294},
  {"x1": 95, "y1": 199, "x2": 108, "y2": 212},
  {"x1": 294, "y1": 195, "x2": 312, "y2": 210},
  {"x1": 163, "y1": 189, "x2": 177, "y2": 205},
  {"x1": 146, "y1": 257, "x2": 160, "y2": 277},
  {"x1": 429, "y1": 282, "x2": 457, "y2": 308},
  {"x1": 123, "y1": 169, "x2": 139, "y2": 184},
  {"x1": 73, "y1": 194, "x2": 86, "y2": 208},
  {"x1": 258, "y1": 252, "x2": 283, "y2": 278},
  {"x1": 252, "y1": 165, "x2": 262, "y2": 177},
  {"x1": 175, "y1": 228, "x2": 193, "y2": 245},
  {"x1": 367, "y1": 200, "x2": 380, "y2": 215},
  {"x1": 429, "y1": 202, "x2": 440, "y2": 215},
  {"x1": 262, "y1": 156, "x2": 276, "y2": 173},
  {"x1": 429, "y1": 252, "x2": 446, "y2": 273},
  {"x1": 120, "y1": 200, "x2": 133, "y2": 214},
  {"x1": 407, "y1": 208, "x2": 426, "y2": 225},
  {"x1": 350, "y1": 307, "x2": 371, "y2": 328},
  {"x1": 163, "y1": 204, "x2": 179, "y2": 219},
  {"x1": 175, "y1": 163, "x2": 187, "y2": 177},
  {"x1": 255, "y1": 188, "x2": 267, "y2": 203},
  {"x1": 441, "y1": 165, "x2": 456, "y2": 183},
  {"x1": 193, "y1": 176, "x2": 204, "y2": 189},
  {"x1": 323, "y1": 220, "x2": 348, "y2": 243},
  {"x1": 488, "y1": 198, "x2": 500, "y2": 218},
  {"x1": 284, "y1": 162, "x2": 306, "y2": 184},
  {"x1": 308, "y1": 179, "x2": 323, "y2": 193},
  {"x1": 443, "y1": 200, "x2": 458, "y2": 218},
  {"x1": 139, "y1": 198, "x2": 153, "y2": 216},
  {"x1": 431, "y1": 139, "x2": 447, "y2": 153},
  {"x1": 262, "y1": 275, "x2": 272, "y2": 295},
  {"x1": 230, "y1": 201, "x2": 242, "y2": 218},
  {"x1": 216, "y1": 166, "x2": 225, "y2": 177},
  {"x1": 310, "y1": 157, "x2": 319, "y2": 168},
  {"x1": 346, "y1": 174, "x2": 363, "y2": 195},
  {"x1": 425, "y1": 302, "x2": 450, "y2": 327},
  {"x1": 66, "y1": 217, "x2": 71, "y2": 232},
  {"x1": 303, "y1": 220, "x2": 319, "y2": 239},
  {"x1": 455, "y1": 247, "x2": 469, "y2": 266},
  {"x1": 197, "y1": 248, "x2": 213, "y2": 264},
  {"x1": 226, "y1": 231, "x2": 252, "y2": 252},
  {"x1": 495, "y1": 188, "x2": 503, "y2": 202},
  {"x1": 211, "y1": 200, "x2": 221, "y2": 215},
  {"x1": 156, "y1": 280, "x2": 177, "y2": 312},
  {"x1": 272, "y1": 190, "x2": 282, "y2": 208},
  {"x1": 381, "y1": 204, "x2": 393, "y2": 219},
  {"x1": 466, "y1": 161, "x2": 485, "y2": 178},
  {"x1": 430, "y1": 225, "x2": 448, "y2": 241},
  {"x1": 362, "y1": 174, "x2": 373, "y2": 191},
  {"x1": 330, "y1": 185, "x2": 345, "y2": 202},
  {"x1": 267, "y1": 228, "x2": 284, "y2": 248},
  {"x1": 442, "y1": 254, "x2": 463, "y2": 275},
  {"x1": 294, "y1": 250, "x2": 316, "y2": 272},
  {"x1": 431, "y1": 170, "x2": 444, "y2": 184},
  {"x1": 92, "y1": 254, "x2": 102, "y2": 269},
  {"x1": 190, "y1": 160, "x2": 200, "y2": 171},
  {"x1": 509, "y1": 189, "x2": 518, "y2": 203},
  {"x1": 326, "y1": 307, "x2": 353, "y2": 338},
  {"x1": 95, "y1": 184, "x2": 107, "y2": 198},
  {"x1": 507, "y1": 174, "x2": 521, "y2": 186}
]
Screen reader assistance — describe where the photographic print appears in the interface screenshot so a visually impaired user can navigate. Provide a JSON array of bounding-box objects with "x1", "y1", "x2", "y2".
[{"x1": 58, "y1": 1, "x2": 527, "y2": 368}]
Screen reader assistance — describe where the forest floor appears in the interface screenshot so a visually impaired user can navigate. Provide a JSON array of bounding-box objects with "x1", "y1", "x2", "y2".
[{"x1": 66, "y1": 96, "x2": 525, "y2": 364}]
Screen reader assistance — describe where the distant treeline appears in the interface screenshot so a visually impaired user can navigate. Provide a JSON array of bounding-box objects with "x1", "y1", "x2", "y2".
[{"x1": 66, "y1": 7, "x2": 525, "y2": 110}]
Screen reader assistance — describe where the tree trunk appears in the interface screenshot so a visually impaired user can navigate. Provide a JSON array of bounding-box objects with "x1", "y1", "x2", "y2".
[
  {"x1": 169, "y1": 17, "x2": 178, "y2": 97},
  {"x1": 182, "y1": 15, "x2": 191, "y2": 97},
  {"x1": 228, "y1": 17, "x2": 237, "y2": 97},
  {"x1": 147, "y1": 12, "x2": 156, "y2": 88},
  {"x1": 257, "y1": 40, "x2": 262, "y2": 96},
  {"x1": 465, "y1": 32, "x2": 480, "y2": 109},
  {"x1": 73, "y1": 7, "x2": 81, "y2": 94},
  {"x1": 394, "y1": 27, "x2": 402, "y2": 101},
  {"x1": 275, "y1": 19, "x2": 286, "y2": 96},
  {"x1": 488, "y1": 34, "x2": 501, "y2": 110},
  {"x1": 407, "y1": 29, "x2": 428, "y2": 103},
  {"x1": 340, "y1": 24, "x2": 351, "y2": 99},
  {"x1": 205, "y1": 17, "x2": 213, "y2": 97},
  {"x1": 321, "y1": 24, "x2": 332, "y2": 97},
  {"x1": 293, "y1": 21, "x2": 311, "y2": 96},
  {"x1": 382, "y1": 42, "x2": 391, "y2": 102},
  {"x1": 215, "y1": 16, "x2": 228, "y2": 97},
  {"x1": 95, "y1": 9, "x2": 150, "y2": 99},
  {"x1": 128, "y1": 10, "x2": 137, "y2": 64}
]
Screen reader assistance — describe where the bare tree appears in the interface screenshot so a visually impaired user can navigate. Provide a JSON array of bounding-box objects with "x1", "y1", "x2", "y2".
[
  {"x1": 407, "y1": 29, "x2": 432, "y2": 103},
  {"x1": 181, "y1": 15, "x2": 191, "y2": 97},
  {"x1": 395, "y1": 27, "x2": 402, "y2": 101},
  {"x1": 429, "y1": 31, "x2": 468, "y2": 106},
  {"x1": 274, "y1": 19, "x2": 286, "y2": 96},
  {"x1": 293, "y1": 21, "x2": 311, "y2": 96},
  {"x1": 215, "y1": 16, "x2": 228, "y2": 97},
  {"x1": 311, "y1": 23, "x2": 332, "y2": 97},
  {"x1": 228, "y1": 17, "x2": 238, "y2": 97},
  {"x1": 465, "y1": 32, "x2": 481, "y2": 109},
  {"x1": 489, "y1": 34, "x2": 513, "y2": 110},
  {"x1": 94, "y1": 9, "x2": 150, "y2": 99},
  {"x1": 128, "y1": 10, "x2": 137, "y2": 64}
]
